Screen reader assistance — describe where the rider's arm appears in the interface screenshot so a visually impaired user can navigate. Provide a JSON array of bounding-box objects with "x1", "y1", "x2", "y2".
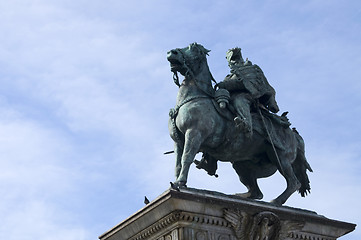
[{"x1": 218, "y1": 77, "x2": 245, "y2": 91}]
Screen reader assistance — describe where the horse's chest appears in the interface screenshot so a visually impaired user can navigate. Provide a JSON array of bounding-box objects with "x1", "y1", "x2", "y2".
[{"x1": 176, "y1": 103, "x2": 215, "y2": 132}]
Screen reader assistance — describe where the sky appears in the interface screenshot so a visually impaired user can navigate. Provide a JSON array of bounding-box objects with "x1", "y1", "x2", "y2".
[{"x1": 0, "y1": 0, "x2": 360, "y2": 239}]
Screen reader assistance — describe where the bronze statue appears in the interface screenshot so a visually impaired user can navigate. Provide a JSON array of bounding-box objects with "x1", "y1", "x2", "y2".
[{"x1": 167, "y1": 43, "x2": 312, "y2": 206}]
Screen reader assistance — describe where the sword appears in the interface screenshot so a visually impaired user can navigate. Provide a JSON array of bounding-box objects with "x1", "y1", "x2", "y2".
[{"x1": 164, "y1": 150, "x2": 174, "y2": 155}]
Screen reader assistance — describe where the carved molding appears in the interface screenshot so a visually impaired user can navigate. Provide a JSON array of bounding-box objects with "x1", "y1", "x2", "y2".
[
  {"x1": 157, "y1": 229, "x2": 178, "y2": 240},
  {"x1": 182, "y1": 227, "x2": 236, "y2": 240},
  {"x1": 223, "y1": 209, "x2": 305, "y2": 240},
  {"x1": 130, "y1": 211, "x2": 232, "y2": 240},
  {"x1": 131, "y1": 211, "x2": 180, "y2": 240},
  {"x1": 178, "y1": 211, "x2": 230, "y2": 227},
  {"x1": 129, "y1": 208, "x2": 333, "y2": 240},
  {"x1": 288, "y1": 231, "x2": 335, "y2": 240}
]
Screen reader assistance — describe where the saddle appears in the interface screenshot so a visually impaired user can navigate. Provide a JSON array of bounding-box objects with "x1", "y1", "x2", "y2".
[
  {"x1": 212, "y1": 98, "x2": 290, "y2": 128},
  {"x1": 212, "y1": 98, "x2": 292, "y2": 150}
]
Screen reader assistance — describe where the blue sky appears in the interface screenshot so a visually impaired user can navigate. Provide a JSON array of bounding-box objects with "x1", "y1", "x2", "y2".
[{"x1": 0, "y1": 0, "x2": 360, "y2": 239}]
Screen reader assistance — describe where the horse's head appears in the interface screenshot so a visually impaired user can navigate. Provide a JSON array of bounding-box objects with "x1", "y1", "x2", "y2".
[{"x1": 167, "y1": 43, "x2": 210, "y2": 79}]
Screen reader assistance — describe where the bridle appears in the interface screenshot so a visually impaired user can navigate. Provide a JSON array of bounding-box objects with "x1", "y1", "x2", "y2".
[
  {"x1": 171, "y1": 47, "x2": 217, "y2": 98},
  {"x1": 171, "y1": 47, "x2": 196, "y2": 87}
]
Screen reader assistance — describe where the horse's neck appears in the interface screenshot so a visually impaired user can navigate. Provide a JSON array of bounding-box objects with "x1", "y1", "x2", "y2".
[
  {"x1": 176, "y1": 81, "x2": 201, "y2": 105},
  {"x1": 176, "y1": 70, "x2": 214, "y2": 105},
  {"x1": 194, "y1": 66, "x2": 215, "y2": 97}
]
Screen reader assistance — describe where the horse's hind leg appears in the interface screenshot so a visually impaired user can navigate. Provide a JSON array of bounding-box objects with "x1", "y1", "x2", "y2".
[
  {"x1": 232, "y1": 161, "x2": 263, "y2": 200},
  {"x1": 269, "y1": 151, "x2": 301, "y2": 206}
]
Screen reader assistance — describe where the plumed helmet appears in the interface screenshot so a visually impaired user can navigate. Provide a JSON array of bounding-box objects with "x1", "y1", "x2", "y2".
[{"x1": 226, "y1": 47, "x2": 244, "y2": 65}]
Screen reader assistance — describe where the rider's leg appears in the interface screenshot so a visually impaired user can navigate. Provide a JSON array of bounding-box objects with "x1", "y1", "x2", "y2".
[
  {"x1": 232, "y1": 93, "x2": 253, "y2": 136},
  {"x1": 194, "y1": 152, "x2": 218, "y2": 176}
]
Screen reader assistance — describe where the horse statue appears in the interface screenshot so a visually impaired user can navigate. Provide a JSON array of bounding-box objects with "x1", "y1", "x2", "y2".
[{"x1": 167, "y1": 43, "x2": 312, "y2": 206}]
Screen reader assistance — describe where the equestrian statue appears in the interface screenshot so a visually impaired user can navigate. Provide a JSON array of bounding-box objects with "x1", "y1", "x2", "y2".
[{"x1": 167, "y1": 43, "x2": 312, "y2": 206}]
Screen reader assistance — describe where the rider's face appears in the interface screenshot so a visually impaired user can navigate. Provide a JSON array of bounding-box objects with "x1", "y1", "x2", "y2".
[{"x1": 227, "y1": 50, "x2": 243, "y2": 67}]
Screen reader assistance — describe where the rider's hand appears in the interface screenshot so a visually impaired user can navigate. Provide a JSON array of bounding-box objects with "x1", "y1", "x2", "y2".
[{"x1": 217, "y1": 82, "x2": 226, "y2": 89}]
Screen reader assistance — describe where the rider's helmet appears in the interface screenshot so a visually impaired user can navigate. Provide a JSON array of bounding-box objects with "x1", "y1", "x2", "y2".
[{"x1": 226, "y1": 47, "x2": 244, "y2": 68}]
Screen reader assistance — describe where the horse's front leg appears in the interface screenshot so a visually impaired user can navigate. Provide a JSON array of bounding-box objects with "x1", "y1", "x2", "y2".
[
  {"x1": 174, "y1": 141, "x2": 184, "y2": 179},
  {"x1": 175, "y1": 129, "x2": 203, "y2": 187},
  {"x1": 169, "y1": 117, "x2": 185, "y2": 180}
]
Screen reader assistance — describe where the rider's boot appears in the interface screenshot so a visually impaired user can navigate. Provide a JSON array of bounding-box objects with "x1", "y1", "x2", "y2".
[
  {"x1": 194, "y1": 153, "x2": 218, "y2": 177},
  {"x1": 232, "y1": 93, "x2": 253, "y2": 138},
  {"x1": 234, "y1": 116, "x2": 253, "y2": 138}
]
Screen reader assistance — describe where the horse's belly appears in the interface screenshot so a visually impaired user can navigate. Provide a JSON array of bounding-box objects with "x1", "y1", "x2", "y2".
[{"x1": 203, "y1": 132, "x2": 266, "y2": 162}]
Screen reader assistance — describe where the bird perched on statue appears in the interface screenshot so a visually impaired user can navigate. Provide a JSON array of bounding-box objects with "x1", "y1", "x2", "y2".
[{"x1": 144, "y1": 196, "x2": 150, "y2": 205}]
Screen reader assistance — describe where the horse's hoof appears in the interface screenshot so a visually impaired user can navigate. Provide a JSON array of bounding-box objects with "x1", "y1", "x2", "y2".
[
  {"x1": 170, "y1": 182, "x2": 180, "y2": 191},
  {"x1": 270, "y1": 198, "x2": 283, "y2": 207},
  {"x1": 235, "y1": 191, "x2": 263, "y2": 200},
  {"x1": 235, "y1": 192, "x2": 251, "y2": 198},
  {"x1": 177, "y1": 181, "x2": 187, "y2": 188},
  {"x1": 170, "y1": 181, "x2": 187, "y2": 191}
]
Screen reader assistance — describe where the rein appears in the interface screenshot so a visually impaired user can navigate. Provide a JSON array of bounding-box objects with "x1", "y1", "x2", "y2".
[{"x1": 172, "y1": 72, "x2": 181, "y2": 87}]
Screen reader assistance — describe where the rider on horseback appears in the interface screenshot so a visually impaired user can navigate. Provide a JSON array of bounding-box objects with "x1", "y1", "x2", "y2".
[
  {"x1": 217, "y1": 47, "x2": 279, "y2": 136},
  {"x1": 195, "y1": 47, "x2": 282, "y2": 176}
]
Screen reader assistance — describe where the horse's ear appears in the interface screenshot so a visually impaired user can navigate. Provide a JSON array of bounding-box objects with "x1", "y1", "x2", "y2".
[
  {"x1": 190, "y1": 42, "x2": 198, "y2": 49},
  {"x1": 204, "y1": 48, "x2": 211, "y2": 55},
  {"x1": 197, "y1": 43, "x2": 211, "y2": 56},
  {"x1": 189, "y1": 42, "x2": 210, "y2": 56}
]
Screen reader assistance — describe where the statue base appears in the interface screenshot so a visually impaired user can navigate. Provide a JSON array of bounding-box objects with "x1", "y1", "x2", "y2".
[{"x1": 99, "y1": 188, "x2": 355, "y2": 240}]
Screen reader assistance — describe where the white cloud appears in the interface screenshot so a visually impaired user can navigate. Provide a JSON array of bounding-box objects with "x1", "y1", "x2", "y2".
[
  {"x1": 0, "y1": 201, "x2": 88, "y2": 240},
  {"x1": 0, "y1": 106, "x2": 92, "y2": 239}
]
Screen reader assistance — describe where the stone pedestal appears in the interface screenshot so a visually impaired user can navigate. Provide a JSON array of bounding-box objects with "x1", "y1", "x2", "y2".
[{"x1": 99, "y1": 188, "x2": 356, "y2": 240}]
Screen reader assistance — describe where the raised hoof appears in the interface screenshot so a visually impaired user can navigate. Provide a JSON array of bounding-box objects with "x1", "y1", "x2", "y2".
[{"x1": 235, "y1": 191, "x2": 263, "y2": 200}]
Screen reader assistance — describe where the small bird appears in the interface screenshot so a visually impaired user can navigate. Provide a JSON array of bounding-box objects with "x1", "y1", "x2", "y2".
[{"x1": 144, "y1": 196, "x2": 150, "y2": 205}]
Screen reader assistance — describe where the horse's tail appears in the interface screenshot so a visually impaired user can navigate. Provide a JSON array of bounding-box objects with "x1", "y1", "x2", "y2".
[{"x1": 292, "y1": 128, "x2": 313, "y2": 197}]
